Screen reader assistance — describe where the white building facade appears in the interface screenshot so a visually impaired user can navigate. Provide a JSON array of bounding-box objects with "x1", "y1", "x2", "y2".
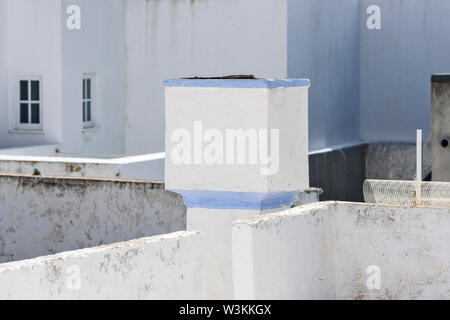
[
  {"x1": 2, "y1": 0, "x2": 450, "y2": 197},
  {"x1": 0, "y1": 0, "x2": 288, "y2": 158},
  {"x1": 0, "y1": 0, "x2": 126, "y2": 156}
]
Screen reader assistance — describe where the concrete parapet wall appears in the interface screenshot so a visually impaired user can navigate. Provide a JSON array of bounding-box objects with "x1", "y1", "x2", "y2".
[
  {"x1": 232, "y1": 202, "x2": 335, "y2": 299},
  {"x1": 0, "y1": 174, "x2": 186, "y2": 264},
  {"x1": 0, "y1": 231, "x2": 205, "y2": 299},
  {"x1": 0, "y1": 152, "x2": 165, "y2": 181},
  {"x1": 232, "y1": 201, "x2": 450, "y2": 299}
]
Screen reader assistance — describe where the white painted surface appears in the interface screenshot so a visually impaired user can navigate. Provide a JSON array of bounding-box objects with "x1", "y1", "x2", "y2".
[
  {"x1": 0, "y1": 0, "x2": 126, "y2": 156},
  {"x1": 0, "y1": 174, "x2": 185, "y2": 263},
  {"x1": 125, "y1": 0, "x2": 287, "y2": 155},
  {"x1": 116, "y1": 153, "x2": 165, "y2": 181},
  {"x1": 1, "y1": 0, "x2": 63, "y2": 147},
  {"x1": 233, "y1": 201, "x2": 450, "y2": 299},
  {"x1": 287, "y1": 0, "x2": 361, "y2": 151},
  {"x1": 186, "y1": 191, "x2": 320, "y2": 299},
  {"x1": 416, "y1": 129, "x2": 422, "y2": 182},
  {"x1": 360, "y1": 0, "x2": 450, "y2": 143},
  {"x1": 3, "y1": 0, "x2": 447, "y2": 159},
  {"x1": 0, "y1": 152, "x2": 165, "y2": 180},
  {"x1": 187, "y1": 207, "x2": 262, "y2": 300},
  {"x1": 0, "y1": 231, "x2": 205, "y2": 299},
  {"x1": 232, "y1": 202, "x2": 335, "y2": 299},
  {"x1": 2, "y1": 0, "x2": 287, "y2": 158},
  {"x1": 334, "y1": 203, "x2": 450, "y2": 299},
  {"x1": 0, "y1": 0, "x2": 7, "y2": 149},
  {"x1": 0, "y1": 144, "x2": 59, "y2": 156},
  {"x1": 61, "y1": 0, "x2": 126, "y2": 156},
  {"x1": 165, "y1": 80, "x2": 311, "y2": 299},
  {"x1": 165, "y1": 85, "x2": 309, "y2": 192}
]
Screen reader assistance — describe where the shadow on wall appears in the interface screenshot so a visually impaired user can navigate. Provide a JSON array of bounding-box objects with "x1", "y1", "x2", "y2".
[{"x1": 309, "y1": 144, "x2": 367, "y2": 202}]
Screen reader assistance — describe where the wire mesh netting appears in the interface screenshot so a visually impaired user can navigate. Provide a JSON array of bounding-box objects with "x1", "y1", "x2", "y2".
[{"x1": 363, "y1": 179, "x2": 450, "y2": 207}]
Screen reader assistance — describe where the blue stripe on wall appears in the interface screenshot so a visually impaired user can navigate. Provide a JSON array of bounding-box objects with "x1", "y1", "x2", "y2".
[
  {"x1": 169, "y1": 189, "x2": 300, "y2": 210},
  {"x1": 163, "y1": 78, "x2": 310, "y2": 89}
]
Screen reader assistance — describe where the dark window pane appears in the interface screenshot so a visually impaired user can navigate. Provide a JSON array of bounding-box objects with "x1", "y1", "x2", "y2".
[
  {"x1": 31, "y1": 103, "x2": 40, "y2": 124},
  {"x1": 86, "y1": 79, "x2": 91, "y2": 99},
  {"x1": 87, "y1": 101, "x2": 91, "y2": 122},
  {"x1": 83, "y1": 79, "x2": 86, "y2": 99},
  {"x1": 82, "y1": 102, "x2": 86, "y2": 122},
  {"x1": 31, "y1": 81, "x2": 39, "y2": 101},
  {"x1": 20, "y1": 81, "x2": 28, "y2": 101},
  {"x1": 20, "y1": 103, "x2": 29, "y2": 123}
]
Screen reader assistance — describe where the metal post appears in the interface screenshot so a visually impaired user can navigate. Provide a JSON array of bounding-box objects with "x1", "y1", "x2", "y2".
[{"x1": 416, "y1": 129, "x2": 422, "y2": 205}]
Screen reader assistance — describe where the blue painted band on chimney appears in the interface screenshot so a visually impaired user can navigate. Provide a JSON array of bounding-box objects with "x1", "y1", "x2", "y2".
[
  {"x1": 163, "y1": 78, "x2": 310, "y2": 89},
  {"x1": 169, "y1": 189, "x2": 299, "y2": 210}
]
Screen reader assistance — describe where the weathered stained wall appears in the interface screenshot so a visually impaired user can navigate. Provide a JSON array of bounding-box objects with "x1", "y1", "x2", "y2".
[
  {"x1": 0, "y1": 231, "x2": 205, "y2": 299},
  {"x1": 0, "y1": 174, "x2": 186, "y2": 263},
  {"x1": 0, "y1": 158, "x2": 121, "y2": 179},
  {"x1": 233, "y1": 201, "x2": 450, "y2": 299},
  {"x1": 365, "y1": 143, "x2": 432, "y2": 180},
  {"x1": 334, "y1": 202, "x2": 449, "y2": 299},
  {"x1": 431, "y1": 80, "x2": 450, "y2": 182},
  {"x1": 0, "y1": 153, "x2": 165, "y2": 180}
]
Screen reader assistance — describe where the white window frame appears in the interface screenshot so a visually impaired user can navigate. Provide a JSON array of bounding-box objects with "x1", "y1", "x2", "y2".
[
  {"x1": 82, "y1": 73, "x2": 96, "y2": 129},
  {"x1": 10, "y1": 75, "x2": 44, "y2": 132}
]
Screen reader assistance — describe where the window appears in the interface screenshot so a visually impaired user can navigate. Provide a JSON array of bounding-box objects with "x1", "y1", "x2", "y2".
[
  {"x1": 82, "y1": 75, "x2": 95, "y2": 129},
  {"x1": 13, "y1": 76, "x2": 43, "y2": 131}
]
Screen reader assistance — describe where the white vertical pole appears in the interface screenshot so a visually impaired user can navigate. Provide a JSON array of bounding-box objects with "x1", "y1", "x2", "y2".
[
  {"x1": 416, "y1": 129, "x2": 422, "y2": 182},
  {"x1": 416, "y1": 129, "x2": 422, "y2": 206}
]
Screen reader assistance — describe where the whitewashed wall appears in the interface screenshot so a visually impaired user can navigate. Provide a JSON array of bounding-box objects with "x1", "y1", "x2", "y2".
[
  {"x1": 0, "y1": 231, "x2": 205, "y2": 299},
  {"x1": 334, "y1": 202, "x2": 450, "y2": 299},
  {"x1": 287, "y1": 0, "x2": 360, "y2": 151},
  {"x1": 124, "y1": 0, "x2": 287, "y2": 155},
  {"x1": 0, "y1": 144, "x2": 60, "y2": 156},
  {"x1": 0, "y1": 0, "x2": 7, "y2": 148},
  {"x1": 3, "y1": 0, "x2": 449, "y2": 157},
  {"x1": 60, "y1": 0, "x2": 126, "y2": 156},
  {"x1": 232, "y1": 202, "x2": 335, "y2": 299},
  {"x1": 233, "y1": 202, "x2": 450, "y2": 299},
  {"x1": 360, "y1": 0, "x2": 450, "y2": 143},
  {"x1": 0, "y1": 174, "x2": 185, "y2": 264},
  {"x1": 1, "y1": 0, "x2": 63, "y2": 148},
  {"x1": 0, "y1": 0, "x2": 126, "y2": 156}
]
